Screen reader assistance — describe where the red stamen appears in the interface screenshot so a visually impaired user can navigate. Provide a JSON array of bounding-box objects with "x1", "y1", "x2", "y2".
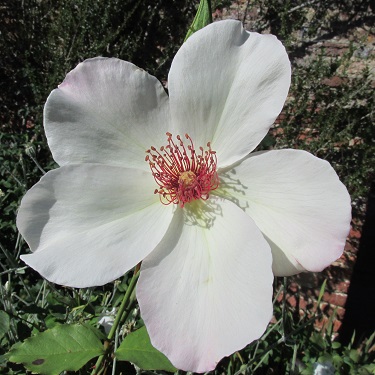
[{"x1": 146, "y1": 133, "x2": 219, "y2": 207}]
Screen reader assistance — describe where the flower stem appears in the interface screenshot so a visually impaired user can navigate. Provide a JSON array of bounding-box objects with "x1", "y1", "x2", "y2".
[
  {"x1": 281, "y1": 277, "x2": 288, "y2": 341},
  {"x1": 91, "y1": 264, "x2": 141, "y2": 375}
]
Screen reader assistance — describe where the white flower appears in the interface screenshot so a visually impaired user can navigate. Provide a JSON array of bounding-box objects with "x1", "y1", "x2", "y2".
[
  {"x1": 313, "y1": 361, "x2": 335, "y2": 375},
  {"x1": 98, "y1": 308, "x2": 116, "y2": 335},
  {"x1": 17, "y1": 20, "x2": 351, "y2": 372}
]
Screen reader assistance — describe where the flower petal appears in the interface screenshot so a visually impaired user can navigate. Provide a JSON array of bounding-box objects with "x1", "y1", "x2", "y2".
[
  {"x1": 218, "y1": 150, "x2": 351, "y2": 276},
  {"x1": 17, "y1": 164, "x2": 174, "y2": 287},
  {"x1": 45, "y1": 57, "x2": 170, "y2": 170},
  {"x1": 168, "y1": 20, "x2": 291, "y2": 167},
  {"x1": 137, "y1": 198, "x2": 273, "y2": 372}
]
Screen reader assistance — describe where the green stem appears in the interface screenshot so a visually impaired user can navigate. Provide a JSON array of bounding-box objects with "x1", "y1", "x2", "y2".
[
  {"x1": 281, "y1": 276, "x2": 288, "y2": 340},
  {"x1": 91, "y1": 265, "x2": 140, "y2": 375},
  {"x1": 120, "y1": 289, "x2": 137, "y2": 324}
]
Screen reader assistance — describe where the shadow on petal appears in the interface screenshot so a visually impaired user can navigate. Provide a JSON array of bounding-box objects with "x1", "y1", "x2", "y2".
[
  {"x1": 17, "y1": 177, "x2": 57, "y2": 251},
  {"x1": 183, "y1": 199, "x2": 223, "y2": 229},
  {"x1": 214, "y1": 167, "x2": 249, "y2": 212}
]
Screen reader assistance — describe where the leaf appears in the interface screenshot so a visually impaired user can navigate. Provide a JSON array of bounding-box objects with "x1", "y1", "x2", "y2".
[
  {"x1": 262, "y1": 134, "x2": 276, "y2": 148},
  {"x1": 316, "y1": 279, "x2": 327, "y2": 308},
  {"x1": 349, "y1": 349, "x2": 360, "y2": 363},
  {"x1": 7, "y1": 324, "x2": 104, "y2": 374},
  {"x1": 184, "y1": 0, "x2": 212, "y2": 42},
  {"x1": 332, "y1": 354, "x2": 343, "y2": 367},
  {"x1": 115, "y1": 326, "x2": 176, "y2": 372},
  {"x1": 0, "y1": 310, "x2": 10, "y2": 340},
  {"x1": 364, "y1": 331, "x2": 375, "y2": 354},
  {"x1": 81, "y1": 322, "x2": 107, "y2": 341},
  {"x1": 331, "y1": 341, "x2": 341, "y2": 350}
]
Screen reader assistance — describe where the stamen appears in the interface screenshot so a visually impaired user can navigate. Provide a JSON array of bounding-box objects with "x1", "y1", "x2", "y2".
[{"x1": 146, "y1": 133, "x2": 219, "y2": 207}]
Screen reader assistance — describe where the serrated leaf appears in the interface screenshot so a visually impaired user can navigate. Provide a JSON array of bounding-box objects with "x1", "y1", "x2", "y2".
[
  {"x1": 0, "y1": 310, "x2": 10, "y2": 340},
  {"x1": 184, "y1": 0, "x2": 212, "y2": 42},
  {"x1": 115, "y1": 326, "x2": 176, "y2": 372},
  {"x1": 7, "y1": 324, "x2": 104, "y2": 374}
]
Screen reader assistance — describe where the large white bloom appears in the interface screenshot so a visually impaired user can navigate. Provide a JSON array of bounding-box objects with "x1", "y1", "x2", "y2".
[{"x1": 17, "y1": 20, "x2": 351, "y2": 372}]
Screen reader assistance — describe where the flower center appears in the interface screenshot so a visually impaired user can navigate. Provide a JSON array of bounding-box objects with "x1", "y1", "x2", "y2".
[{"x1": 145, "y1": 132, "x2": 219, "y2": 207}]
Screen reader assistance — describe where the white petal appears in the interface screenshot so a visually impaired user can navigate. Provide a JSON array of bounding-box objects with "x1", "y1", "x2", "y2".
[
  {"x1": 137, "y1": 198, "x2": 273, "y2": 372},
  {"x1": 17, "y1": 164, "x2": 173, "y2": 287},
  {"x1": 218, "y1": 150, "x2": 351, "y2": 276},
  {"x1": 168, "y1": 20, "x2": 291, "y2": 167},
  {"x1": 45, "y1": 58, "x2": 170, "y2": 170}
]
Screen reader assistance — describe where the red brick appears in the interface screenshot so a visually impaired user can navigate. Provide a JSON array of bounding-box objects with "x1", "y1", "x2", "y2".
[
  {"x1": 336, "y1": 307, "x2": 346, "y2": 320},
  {"x1": 322, "y1": 76, "x2": 344, "y2": 87},
  {"x1": 287, "y1": 295, "x2": 297, "y2": 307},
  {"x1": 334, "y1": 281, "x2": 351, "y2": 294},
  {"x1": 323, "y1": 292, "x2": 347, "y2": 307},
  {"x1": 349, "y1": 227, "x2": 361, "y2": 239},
  {"x1": 289, "y1": 282, "x2": 298, "y2": 293},
  {"x1": 315, "y1": 315, "x2": 343, "y2": 334},
  {"x1": 344, "y1": 241, "x2": 355, "y2": 252}
]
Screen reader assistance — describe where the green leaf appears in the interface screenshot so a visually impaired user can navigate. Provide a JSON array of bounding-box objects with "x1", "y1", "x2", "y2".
[
  {"x1": 259, "y1": 134, "x2": 276, "y2": 149},
  {"x1": 331, "y1": 341, "x2": 341, "y2": 350},
  {"x1": 364, "y1": 331, "x2": 375, "y2": 354},
  {"x1": 81, "y1": 322, "x2": 107, "y2": 341},
  {"x1": 349, "y1": 349, "x2": 360, "y2": 363},
  {"x1": 316, "y1": 278, "x2": 327, "y2": 307},
  {"x1": 7, "y1": 324, "x2": 104, "y2": 374},
  {"x1": 0, "y1": 310, "x2": 10, "y2": 340},
  {"x1": 115, "y1": 326, "x2": 176, "y2": 372},
  {"x1": 332, "y1": 354, "x2": 343, "y2": 367},
  {"x1": 184, "y1": 0, "x2": 212, "y2": 42}
]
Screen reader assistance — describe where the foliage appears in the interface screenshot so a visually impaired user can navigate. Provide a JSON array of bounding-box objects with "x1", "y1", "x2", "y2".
[
  {"x1": 7, "y1": 324, "x2": 104, "y2": 374},
  {"x1": 1, "y1": 0, "x2": 374, "y2": 374},
  {"x1": 184, "y1": 0, "x2": 213, "y2": 41},
  {"x1": 255, "y1": 0, "x2": 373, "y2": 44},
  {"x1": 115, "y1": 326, "x2": 177, "y2": 371}
]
